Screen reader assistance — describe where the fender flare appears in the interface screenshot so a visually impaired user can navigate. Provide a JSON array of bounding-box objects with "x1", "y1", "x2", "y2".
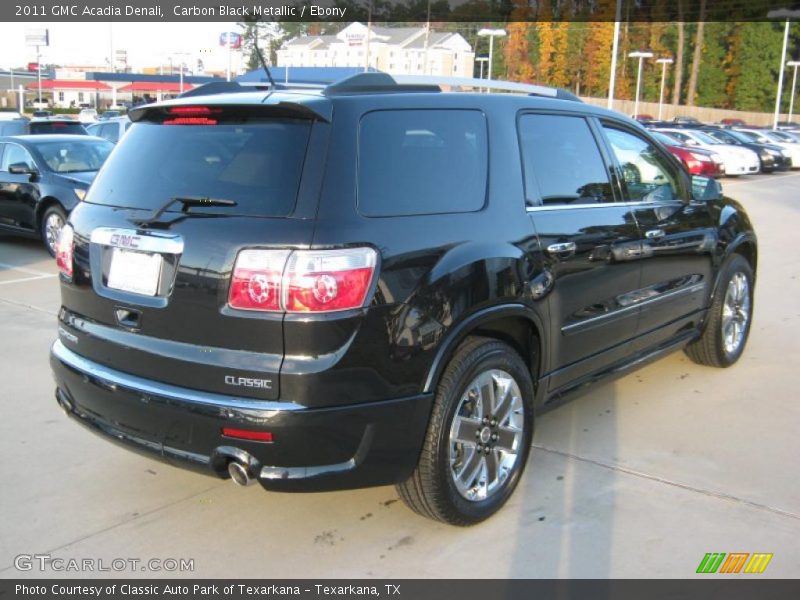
[{"x1": 422, "y1": 303, "x2": 547, "y2": 394}]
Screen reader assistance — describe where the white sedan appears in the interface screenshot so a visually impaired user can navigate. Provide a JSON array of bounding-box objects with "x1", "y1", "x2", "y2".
[
  {"x1": 656, "y1": 128, "x2": 760, "y2": 176},
  {"x1": 734, "y1": 128, "x2": 800, "y2": 168}
]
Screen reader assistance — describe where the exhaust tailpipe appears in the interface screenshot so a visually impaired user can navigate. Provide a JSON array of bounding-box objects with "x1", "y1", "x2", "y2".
[{"x1": 227, "y1": 461, "x2": 255, "y2": 487}]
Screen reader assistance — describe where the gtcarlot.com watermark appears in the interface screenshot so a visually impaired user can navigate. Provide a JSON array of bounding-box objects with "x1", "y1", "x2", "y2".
[{"x1": 14, "y1": 554, "x2": 194, "y2": 573}]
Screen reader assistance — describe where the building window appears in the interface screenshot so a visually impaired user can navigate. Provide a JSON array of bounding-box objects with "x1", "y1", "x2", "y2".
[
  {"x1": 78, "y1": 92, "x2": 84, "y2": 102},
  {"x1": 58, "y1": 92, "x2": 64, "y2": 101}
]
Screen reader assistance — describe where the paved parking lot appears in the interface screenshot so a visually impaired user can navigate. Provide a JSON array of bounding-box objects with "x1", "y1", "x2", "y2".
[{"x1": 1, "y1": 173, "x2": 799, "y2": 579}]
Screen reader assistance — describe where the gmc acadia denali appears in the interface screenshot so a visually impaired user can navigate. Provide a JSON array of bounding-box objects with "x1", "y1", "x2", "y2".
[{"x1": 50, "y1": 74, "x2": 757, "y2": 525}]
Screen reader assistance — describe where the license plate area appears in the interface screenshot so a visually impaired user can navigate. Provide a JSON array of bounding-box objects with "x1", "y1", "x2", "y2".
[{"x1": 107, "y1": 248, "x2": 163, "y2": 297}]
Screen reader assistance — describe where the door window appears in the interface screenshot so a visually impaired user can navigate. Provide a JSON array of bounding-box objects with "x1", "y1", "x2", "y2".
[
  {"x1": 602, "y1": 126, "x2": 682, "y2": 203},
  {"x1": 518, "y1": 113, "x2": 614, "y2": 206},
  {"x1": 1, "y1": 144, "x2": 35, "y2": 171}
]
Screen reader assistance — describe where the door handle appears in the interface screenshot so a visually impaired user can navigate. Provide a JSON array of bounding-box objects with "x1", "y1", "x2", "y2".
[
  {"x1": 546, "y1": 242, "x2": 577, "y2": 259},
  {"x1": 645, "y1": 229, "x2": 666, "y2": 240}
]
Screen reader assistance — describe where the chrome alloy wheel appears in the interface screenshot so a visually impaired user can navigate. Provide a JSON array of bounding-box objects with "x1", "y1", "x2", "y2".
[
  {"x1": 721, "y1": 272, "x2": 751, "y2": 356},
  {"x1": 448, "y1": 369, "x2": 524, "y2": 502},
  {"x1": 44, "y1": 212, "x2": 65, "y2": 255}
]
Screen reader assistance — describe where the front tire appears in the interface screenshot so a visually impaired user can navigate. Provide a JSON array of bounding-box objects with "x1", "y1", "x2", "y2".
[
  {"x1": 40, "y1": 204, "x2": 67, "y2": 257},
  {"x1": 685, "y1": 254, "x2": 754, "y2": 367},
  {"x1": 397, "y1": 337, "x2": 534, "y2": 525}
]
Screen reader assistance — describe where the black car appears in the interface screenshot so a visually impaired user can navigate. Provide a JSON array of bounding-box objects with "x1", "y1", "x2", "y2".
[
  {"x1": 49, "y1": 74, "x2": 757, "y2": 525},
  {"x1": 0, "y1": 134, "x2": 113, "y2": 255},
  {"x1": 0, "y1": 118, "x2": 89, "y2": 137},
  {"x1": 701, "y1": 127, "x2": 791, "y2": 172}
]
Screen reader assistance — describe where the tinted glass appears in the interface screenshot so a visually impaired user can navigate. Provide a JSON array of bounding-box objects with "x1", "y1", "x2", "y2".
[
  {"x1": 29, "y1": 121, "x2": 87, "y2": 135},
  {"x1": 35, "y1": 139, "x2": 113, "y2": 173},
  {"x1": 518, "y1": 114, "x2": 613, "y2": 205},
  {"x1": 86, "y1": 123, "x2": 101, "y2": 136},
  {"x1": 358, "y1": 109, "x2": 487, "y2": 216},
  {"x1": 1, "y1": 144, "x2": 35, "y2": 170},
  {"x1": 87, "y1": 119, "x2": 312, "y2": 217},
  {"x1": 704, "y1": 129, "x2": 738, "y2": 144},
  {"x1": 603, "y1": 126, "x2": 681, "y2": 203},
  {"x1": 0, "y1": 121, "x2": 27, "y2": 136}
]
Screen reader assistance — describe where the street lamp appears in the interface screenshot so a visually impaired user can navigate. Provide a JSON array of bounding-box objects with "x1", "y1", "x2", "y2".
[
  {"x1": 477, "y1": 29, "x2": 506, "y2": 82},
  {"x1": 655, "y1": 57, "x2": 674, "y2": 121},
  {"x1": 628, "y1": 51, "x2": 653, "y2": 120},
  {"x1": 773, "y1": 20, "x2": 792, "y2": 129},
  {"x1": 787, "y1": 60, "x2": 800, "y2": 124},
  {"x1": 476, "y1": 56, "x2": 488, "y2": 80}
]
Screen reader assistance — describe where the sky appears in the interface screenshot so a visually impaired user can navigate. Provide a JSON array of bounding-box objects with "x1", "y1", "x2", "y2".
[{"x1": 0, "y1": 22, "x2": 250, "y2": 74}]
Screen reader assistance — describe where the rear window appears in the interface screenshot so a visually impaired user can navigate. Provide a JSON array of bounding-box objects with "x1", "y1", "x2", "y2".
[
  {"x1": 29, "y1": 121, "x2": 87, "y2": 135},
  {"x1": 35, "y1": 139, "x2": 113, "y2": 173},
  {"x1": 357, "y1": 109, "x2": 488, "y2": 217},
  {"x1": 86, "y1": 118, "x2": 312, "y2": 217}
]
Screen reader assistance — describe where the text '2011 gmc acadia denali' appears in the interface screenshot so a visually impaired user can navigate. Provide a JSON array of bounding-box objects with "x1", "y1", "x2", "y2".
[{"x1": 50, "y1": 73, "x2": 757, "y2": 525}]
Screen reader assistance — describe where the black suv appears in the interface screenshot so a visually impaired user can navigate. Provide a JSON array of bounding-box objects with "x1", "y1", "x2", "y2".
[{"x1": 50, "y1": 74, "x2": 757, "y2": 525}]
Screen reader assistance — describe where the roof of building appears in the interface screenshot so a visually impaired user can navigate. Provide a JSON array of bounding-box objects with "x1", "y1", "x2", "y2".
[{"x1": 25, "y1": 80, "x2": 111, "y2": 90}]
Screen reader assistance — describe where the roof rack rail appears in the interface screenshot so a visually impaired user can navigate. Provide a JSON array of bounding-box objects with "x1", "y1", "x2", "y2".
[{"x1": 321, "y1": 73, "x2": 581, "y2": 101}]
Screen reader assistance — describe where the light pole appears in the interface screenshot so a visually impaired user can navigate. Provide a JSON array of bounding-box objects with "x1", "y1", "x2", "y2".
[
  {"x1": 607, "y1": 0, "x2": 622, "y2": 109},
  {"x1": 477, "y1": 29, "x2": 507, "y2": 82},
  {"x1": 628, "y1": 51, "x2": 653, "y2": 119},
  {"x1": 476, "y1": 56, "x2": 488, "y2": 80},
  {"x1": 655, "y1": 57, "x2": 673, "y2": 121},
  {"x1": 787, "y1": 60, "x2": 800, "y2": 124},
  {"x1": 774, "y1": 20, "x2": 791, "y2": 129}
]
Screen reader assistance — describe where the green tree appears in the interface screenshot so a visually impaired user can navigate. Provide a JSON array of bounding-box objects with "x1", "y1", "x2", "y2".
[
  {"x1": 696, "y1": 22, "x2": 732, "y2": 108},
  {"x1": 731, "y1": 22, "x2": 785, "y2": 111}
]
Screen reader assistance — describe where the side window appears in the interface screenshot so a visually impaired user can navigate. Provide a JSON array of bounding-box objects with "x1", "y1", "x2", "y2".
[
  {"x1": 602, "y1": 126, "x2": 681, "y2": 203},
  {"x1": 357, "y1": 109, "x2": 488, "y2": 217},
  {"x1": 100, "y1": 123, "x2": 118, "y2": 143},
  {"x1": 518, "y1": 113, "x2": 614, "y2": 206},
  {"x1": 1, "y1": 144, "x2": 35, "y2": 171}
]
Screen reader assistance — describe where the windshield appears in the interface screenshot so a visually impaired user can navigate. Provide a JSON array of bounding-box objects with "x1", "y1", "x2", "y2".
[
  {"x1": 86, "y1": 119, "x2": 312, "y2": 217},
  {"x1": 35, "y1": 139, "x2": 113, "y2": 173},
  {"x1": 688, "y1": 131, "x2": 720, "y2": 145},
  {"x1": 652, "y1": 132, "x2": 678, "y2": 146},
  {"x1": 768, "y1": 130, "x2": 797, "y2": 142}
]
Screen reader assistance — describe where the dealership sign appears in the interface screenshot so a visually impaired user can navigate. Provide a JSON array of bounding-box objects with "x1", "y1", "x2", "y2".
[
  {"x1": 25, "y1": 28, "x2": 49, "y2": 46},
  {"x1": 219, "y1": 32, "x2": 241, "y2": 49}
]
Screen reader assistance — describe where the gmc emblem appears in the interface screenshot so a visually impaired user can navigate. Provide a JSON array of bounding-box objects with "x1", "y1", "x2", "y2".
[{"x1": 109, "y1": 233, "x2": 140, "y2": 249}]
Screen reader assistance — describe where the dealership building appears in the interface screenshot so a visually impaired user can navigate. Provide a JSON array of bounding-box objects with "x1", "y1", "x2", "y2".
[{"x1": 277, "y1": 22, "x2": 475, "y2": 78}]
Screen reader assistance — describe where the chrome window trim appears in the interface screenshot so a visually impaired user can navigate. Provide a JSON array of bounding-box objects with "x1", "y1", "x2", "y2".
[{"x1": 526, "y1": 200, "x2": 672, "y2": 212}]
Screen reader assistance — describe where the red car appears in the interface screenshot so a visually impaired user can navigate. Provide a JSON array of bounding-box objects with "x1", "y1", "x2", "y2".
[{"x1": 651, "y1": 131, "x2": 725, "y2": 177}]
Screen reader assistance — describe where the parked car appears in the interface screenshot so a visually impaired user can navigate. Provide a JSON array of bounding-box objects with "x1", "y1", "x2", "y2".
[
  {"x1": 734, "y1": 128, "x2": 800, "y2": 168},
  {"x1": 655, "y1": 127, "x2": 760, "y2": 175},
  {"x1": 0, "y1": 111, "x2": 25, "y2": 120},
  {"x1": 650, "y1": 131, "x2": 725, "y2": 177},
  {"x1": 700, "y1": 127, "x2": 791, "y2": 172},
  {"x1": 31, "y1": 110, "x2": 53, "y2": 118},
  {"x1": 672, "y1": 116, "x2": 702, "y2": 126},
  {"x1": 0, "y1": 119, "x2": 31, "y2": 136},
  {"x1": 98, "y1": 110, "x2": 123, "y2": 121},
  {"x1": 0, "y1": 134, "x2": 113, "y2": 255},
  {"x1": 632, "y1": 113, "x2": 655, "y2": 123},
  {"x1": 775, "y1": 120, "x2": 800, "y2": 132},
  {"x1": 50, "y1": 74, "x2": 757, "y2": 525},
  {"x1": 86, "y1": 116, "x2": 132, "y2": 144},
  {"x1": 78, "y1": 108, "x2": 98, "y2": 123},
  {"x1": 28, "y1": 118, "x2": 89, "y2": 135},
  {"x1": 718, "y1": 118, "x2": 747, "y2": 127}
]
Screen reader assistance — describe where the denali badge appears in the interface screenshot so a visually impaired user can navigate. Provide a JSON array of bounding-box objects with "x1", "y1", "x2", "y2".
[{"x1": 224, "y1": 375, "x2": 272, "y2": 390}]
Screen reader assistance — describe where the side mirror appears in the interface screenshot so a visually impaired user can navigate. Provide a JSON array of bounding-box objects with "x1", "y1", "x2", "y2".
[
  {"x1": 8, "y1": 163, "x2": 38, "y2": 180},
  {"x1": 691, "y1": 175, "x2": 722, "y2": 202}
]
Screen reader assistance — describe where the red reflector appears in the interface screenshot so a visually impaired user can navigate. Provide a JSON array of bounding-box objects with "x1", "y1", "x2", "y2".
[
  {"x1": 56, "y1": 224, "x2": 74, "y2": 279},
  {"x1": 222, "y1": 428, "x2": 273, "y2": 442},
  {"x1": 163, "y1": 117, "x2": 217, "y2": 126}
]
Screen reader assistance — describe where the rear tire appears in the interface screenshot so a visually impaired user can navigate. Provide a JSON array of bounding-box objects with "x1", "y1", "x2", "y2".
[
  {"x1": 40, "y1": 204, "x2": 67, "y2": 257},
  {"x1": 685, "y1": 254, "x2": 754, "y2": 368},
  {"x1": 397, "y1": 336, "x2": 534, "y2": 525}
]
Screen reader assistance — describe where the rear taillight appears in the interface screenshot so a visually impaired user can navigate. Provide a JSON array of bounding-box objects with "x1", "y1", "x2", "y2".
[
  {"x1": 55, "y1": 224, "x2": 74, "y2": 279},
  {"x1": 227, "y1": 248, "x2": 377, "y2": 313},
  {"x1": 228, "y1": 249, "x2": 290, "y2": 311}
]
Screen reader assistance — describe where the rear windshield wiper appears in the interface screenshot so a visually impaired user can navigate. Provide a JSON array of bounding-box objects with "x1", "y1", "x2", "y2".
[{"x1": 134, "y1": 196, "x2": 237, "y2": 228}]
